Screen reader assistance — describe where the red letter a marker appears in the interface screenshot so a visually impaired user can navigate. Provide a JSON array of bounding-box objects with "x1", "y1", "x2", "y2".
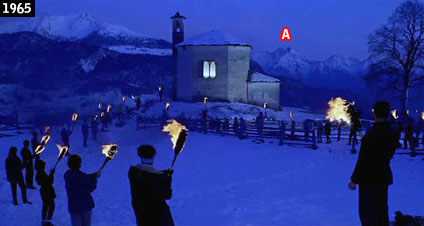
[{"x1": 280, "y1": 27, "x2": 292, "y2": 41}]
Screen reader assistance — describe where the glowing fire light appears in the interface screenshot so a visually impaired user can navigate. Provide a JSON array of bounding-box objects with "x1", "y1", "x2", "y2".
[
  {"x1": 123, "y1": 96, "x2": 127, "y2": 102},
  {"x1": 99, "y1": 103, "x2": 103, "y2": 109},
  {"x1": 56, "y1": 144, "x2": 69, "y2": 158},
  {"x1": 107, "y1": 105, "x2": 112, "y2": 112},
  {"x1": 422, "y1": 112, "x2": 424, "y2": 120},
  {"x1": 45, "y1": 126, "x2": 51, "y2": 135},
  {"x1": 159, "y1": 86, "x2": 162, "y2": 91},
  {"x1": 72, "y1": 113, "x2": 78, "y2": 121},
  {"x1": 94, "y1": 115, "x2": 99, "y2": 121},
  {"x1": 166, "y1": 102, "x2": 171, "y2": 110},
  {"x1": 101, "y1": 112, "x2": 105, "y2": 117},
  {"x1": 264, "y1": 103, "x2": 268, "y2": 109},
  {"x1": 132, "y1": 95, "x2": 136, "y2": 100},
  {"x1": 204, "y1": 97, "x2": 208, "y2": 105},
  {"x1": 35, "y1": 134, "x2": 51, "y2": 155},
  {"x1": 162, "y1": 120, "x2": 188, "y2": 151},
  {"x1": 326, "y1": 97, "x2": 352, "y2": 124},
  {"x1": 102, "y1": 144, "x2": 119, "y2": 159},
  {"x1": 41, "y1": 134, "x2": 51, "y2": 145},
  {"x1": 35, "y1": 145, "x2": 45, "y2": 155},
  {"x1": 289, "y1": 111, "x2": 295, "y2": 121},
  {"x1": 391, "y1": 110, "x2": 399, "y2": 119}
]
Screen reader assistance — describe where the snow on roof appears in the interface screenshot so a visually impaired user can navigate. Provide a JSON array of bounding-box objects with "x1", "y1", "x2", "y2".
[
  {"x1": 248, "y1": 72, "x2": 280, "y2": 83},
  {"x1": 177, "y1": 30, "x2": 250, "y2": 47}
]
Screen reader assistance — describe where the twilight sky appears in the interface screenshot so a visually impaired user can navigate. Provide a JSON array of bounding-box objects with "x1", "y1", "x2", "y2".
[{"x1": 2, "y1": 0, "x2": 404, "y2": 60}]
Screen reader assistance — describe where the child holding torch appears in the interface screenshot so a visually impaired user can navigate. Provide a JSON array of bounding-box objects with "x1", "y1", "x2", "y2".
[{"x1": 128, "y1": 145, "x2": 174, "y2": 226}]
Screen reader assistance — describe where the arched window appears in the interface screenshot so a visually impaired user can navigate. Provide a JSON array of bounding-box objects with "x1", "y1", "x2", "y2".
[{"x1": 203, "y1": 60, "x2": 217, "y2": 79}]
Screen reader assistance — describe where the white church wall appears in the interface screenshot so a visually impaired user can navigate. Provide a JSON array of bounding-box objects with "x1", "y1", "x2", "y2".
[
  {"x1": 247, "y1": 82, "x2": 281, "y2": 109},
  {"x1": 227, "y1": 46, "x2": 250, "y2": 103}
]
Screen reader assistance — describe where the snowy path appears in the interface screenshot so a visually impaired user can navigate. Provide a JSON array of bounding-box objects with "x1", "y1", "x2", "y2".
[{"x1": 1, "y1": 121, "x2": 424, "y2": 225}]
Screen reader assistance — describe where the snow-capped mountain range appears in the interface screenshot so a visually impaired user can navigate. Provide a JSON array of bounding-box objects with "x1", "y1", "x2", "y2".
[
  {"x1": 252, "y1": 47, "x2": 368, "y2": 88},
  {"x1": 0, "y1": 13, "x2": 172, "y2": 55}
]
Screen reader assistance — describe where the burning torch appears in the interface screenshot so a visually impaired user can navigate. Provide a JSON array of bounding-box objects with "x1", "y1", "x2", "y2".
[
  {"x1": 391, "y1": 110, "x2": 399, "y2": 120},
  {"x1": 163, "y1": 120, "x2": 188, "y2": 169},
  {"x1": 99, "y1": 144, "x2": 119, "y2": 170},
  {"x1": 166, "y1": 102, "x2": 171, "y2": 112},
  {"x1": 53, "y1": 144, "x2": 70, "y2": 170},
  {"x1": 99, "y1": 103, "x2": 103, "y2": 110},
  {"x1": 107, "y1": 105, "x2": 112, "y2": 113},
  {"x1": 123, "y1": 96, "x2": 127, "y2": 102},
  {"x1": 289, "y1": 111, "x2": 295, "y2": 121},
  {"x1": 34, "y1": 134, "x2": 51, "y2": 155}
]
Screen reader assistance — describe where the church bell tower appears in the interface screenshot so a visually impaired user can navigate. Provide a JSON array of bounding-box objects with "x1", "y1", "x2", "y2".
[{"x1": 171, "y1": 12, "x2": 186, "y2": 100}]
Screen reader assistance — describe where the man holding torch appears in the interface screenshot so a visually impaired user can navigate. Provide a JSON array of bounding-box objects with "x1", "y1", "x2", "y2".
[
  {"x1": 349, "y1": 101, "x2": 398, "y2": 226},
  {"x1": 128, "y1": 145, "x2": 174, "y2": 226}
]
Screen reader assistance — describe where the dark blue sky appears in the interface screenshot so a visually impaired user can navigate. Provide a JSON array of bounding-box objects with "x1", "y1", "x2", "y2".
[{"x1": 2, "y1": 0, "x2": 404, "y2": 60}]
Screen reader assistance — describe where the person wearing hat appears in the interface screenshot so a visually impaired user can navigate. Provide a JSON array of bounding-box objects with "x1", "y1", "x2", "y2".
[
  {"x1": 64, "y1": 155, "x2": 101, "y2": 226},
  {"x1": 128, "y1": 145, "x2": 174, "y2": 226}
]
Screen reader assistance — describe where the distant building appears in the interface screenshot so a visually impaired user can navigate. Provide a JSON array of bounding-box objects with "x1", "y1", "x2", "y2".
[{"x1": 171, "y1": 12, "x2": 280, "y2": 109}]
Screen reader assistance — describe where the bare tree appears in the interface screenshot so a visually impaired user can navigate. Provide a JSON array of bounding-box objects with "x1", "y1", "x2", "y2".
[{"x1": 366, "y1": 0, "x2": 424, "y2": 115}]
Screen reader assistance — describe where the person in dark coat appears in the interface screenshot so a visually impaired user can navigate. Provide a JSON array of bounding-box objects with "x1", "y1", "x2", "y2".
[
  {"x1": 129, "y1": 145, "x2": 174, "y2": 226},
  {"x1": 303, "y1": 120, "x2": 310, "y2": 142},
  {"x1": 64, "y1": 155, "x2": 101, "y2": 226},
  {"x1": 403, "y1": 116, "x2": 414, "y2": 150},
  {"x1": 324, "y1": 122, "x2": 332, "y2": 144},
  {"x1": 348, "y1": 124, "x2": 359, "y2": 145},
  {"x1": 21, "y1": 140, "x2": 36, "y2": 189},
  {"x1": 81, "y1": 119, "x2": 89, "y2": 147},
  {"x1": 290, "y1": 120, "x2": 296, "y2": 140},
  {"x1": 35, "y1": 160, "x2": 56, "y2": 226},
  {"x1": 91, "y1": 116, "x2": 98, "y2": 140},
  {"x1": 349, "y1": 101, "x2": 398, "y2": 226},
  {"x1": 255, "y1": 112, "x2": 265, "y2": 137},
  {"x1": 5, "y1": 146, "x2": 31, "y2": 205},
  {"x1": 61, "y1": 124, "x2": 73, "y2": 147}
]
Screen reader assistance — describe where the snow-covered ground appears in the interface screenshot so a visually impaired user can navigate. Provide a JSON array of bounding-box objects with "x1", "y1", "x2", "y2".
[{"x1": 0, "y1": 117, "x2": 423, "y2": 226}]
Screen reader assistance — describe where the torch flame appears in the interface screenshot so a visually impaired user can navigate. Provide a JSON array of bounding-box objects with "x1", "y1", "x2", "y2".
[
  {"x1": 94, "y1": 115, "x2": 99, "y2": 121},
  {"x1": 45, "y1": 126, "x2": 51, "y2": 135},
  {"x1": 162, "y1": 120, "x2": 188, "y2": 150},
  {"x1": 204, "y1": 97, "x2": 208, "y2": 105},
  {"x1": 326, "y1": 97, "x2": 352, "y2": 124},
  {"x1": 123, "y1": 96, "x2": 127, "y2": 102},
  {"x1": 166, "y1": 102, "x2": 171, "y2": 110},
  {"x1": 35, "y1": 145, "x2": 45, "y2": 155},
  {"x1": 72, "y1": 113, "x2": 78, "y2": 121},
  {"x1": 101, "y1": 112, "x2": 105, "y2": 117},
  {"x1": 289, "y1": 111, "x2": 295, "y2": 121},
  {"x1": 391, "y1": 110, "x2": 399, "y2": 119},
  {"x1": 102, "y1": 144, "x2": 119, "y2": 159},
  {"x1": 56, "y1": 144, "x2": 69, "y2": 158},
  {"x1": 99, "y1": 103, "x2": 103, "y2": 109},
  {"x1": 107, "y1": 105, "x2": 112, "y2": 112},
  {"x1": 421, "y1": 112, "x2": 424, "y2": 120},
  {"x1": 264, "y1": 103, "x2": 268, "y2": 109},
  {"x1": 41, "y1": 134, "x2": 51, "y2": 146},
  {"x1": 159, "y1": 86, "x2": 162, "y2": 91},
  {"x1": 132, "y1": 95, "x2": 136, "y2": 100}
]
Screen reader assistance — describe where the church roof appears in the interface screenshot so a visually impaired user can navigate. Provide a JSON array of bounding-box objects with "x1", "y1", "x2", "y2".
[
  {"x1": 171, "y1": 12, "x2": 186, "y2": 19},
  {"x1": 248, "y1": 72, "x2": 280, "y2": 83},
  {"x1": 177, "y1": 30, "x2": 250, "y2": 47}
]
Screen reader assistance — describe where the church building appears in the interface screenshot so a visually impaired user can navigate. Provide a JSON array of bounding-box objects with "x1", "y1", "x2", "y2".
[{"x1": 171, "y1": 12, "x2": 281, "y2": 109}]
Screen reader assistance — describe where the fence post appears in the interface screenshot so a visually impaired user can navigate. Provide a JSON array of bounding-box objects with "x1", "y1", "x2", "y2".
[{"x1": 312, "y1": 129, "x2": 318, "y2": 150}]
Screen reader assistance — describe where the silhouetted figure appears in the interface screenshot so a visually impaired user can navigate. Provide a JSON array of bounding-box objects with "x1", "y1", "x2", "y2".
[
  {"x1": 21, "y1": 140, "x2": 35, "y2": 189},
  {"x1": 317, "y1": 121, "x2": 323, "y2": 143},
  {"x1": 136, "y1": 97, "x2": 141, "y2": 110},
  {"x1": 91, "y1": 117, "x2": 98, "y2": 140},
  {"x1": 129, "y1": 145, "x2": 174, "y2": 226},
  {"x1": 82, "y1": 119, "x2": 89, "y2": 147},
  {"x1": 255, "y1": 112, "x2": 264, "y2": 137},
  {"x1": 31, "y1": 132, "x2": 40, "y2": 161},
  {"x1": 161, "y1": 110, "x2": 168, "y2": 123},
  {"x1": 61, "y1": 124, "x2": 72, "y2": 147},
  {"x1": 158, "y1": 88, "x2": 164, "y2": 102},
  {"x1": 223, "y1": 118, "x2": 230, "y2": 134},
  {"x1": 239, "y1": 117, "x2": 247, "y2": 139},
  {"x1": 349, "y1": 101, "x2": 398, "y2": 226},
  {"x1": 303, "y1": 120, "x2": 310, "y2": 142},
  {"x1": 35, "y1": 160, "x2": 56, "y2": 226},
  {"x1": 337, "y1": 121, "x2": 343, "y2": 141},
  {"x1": 101, "y1": 113, "x2": 107, "y2": 131},
  {"x1": 5, "y1": 146, "x2": 31, "y2": 205},
  {"x1": 324, "y1": 122, "x2": 332, "y2": 144},
  {"x1": 233, "y1": 118, "x2": 239, "y2": 136},
  {"x1": 64, "y1": 155, "x2": 101, "y2": 226},
  {"x1": 348, "y1": 125, "x2": 359, "y2": 146}
]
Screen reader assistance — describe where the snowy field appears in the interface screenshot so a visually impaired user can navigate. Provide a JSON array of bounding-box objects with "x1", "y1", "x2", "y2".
[{"x1": 1, "y1": 119, "x2": 424, "y2": 226}]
